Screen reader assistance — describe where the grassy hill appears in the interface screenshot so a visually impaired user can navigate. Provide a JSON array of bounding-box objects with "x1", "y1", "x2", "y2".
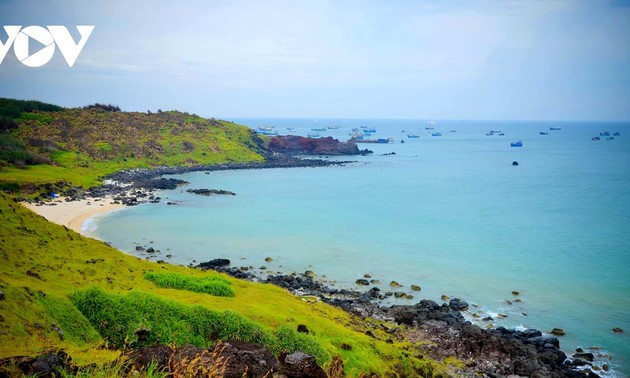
[
  {"x1": 0, "y1": 99, "x2": 265, "y2": 190},
  {"x1": 0, "y1": 193, "x2": 448, "y2": 376},
  {"x1": 0, "y1": 99, "x2": 453, "y2": 376}
]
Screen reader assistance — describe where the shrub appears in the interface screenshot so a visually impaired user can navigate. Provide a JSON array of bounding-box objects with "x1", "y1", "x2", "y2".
[{"x1": 143, "y1": 271, "x2": 234, "y2": 297}]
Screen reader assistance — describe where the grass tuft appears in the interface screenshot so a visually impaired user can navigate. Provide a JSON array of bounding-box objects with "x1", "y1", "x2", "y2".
[
  {"x1": 144, "y1": 271, "x2": 234, "y2": 297},
  {"x1": 71, "y1": 287, "x2": 271, "y2": 349},
  {"x1": 273, "y1": 325, "x2": 331, "y2": 365}
]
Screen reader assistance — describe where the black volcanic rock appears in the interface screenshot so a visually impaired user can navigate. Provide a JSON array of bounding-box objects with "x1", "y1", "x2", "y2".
[{"x1": 196, "y1": 258, "x2": 231, "y2": 270}]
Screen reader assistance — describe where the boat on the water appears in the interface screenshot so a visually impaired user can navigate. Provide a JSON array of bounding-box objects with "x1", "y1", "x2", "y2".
[
  {"x1": 311, "y1": 127, "x2": 327, "y2": 132},
  {"x1": 257, "y1": 126, "x2": 279, "y2": 136},
  {"x1": 407, "y1": 134, "x2": 420, "y2": 139},
  {"x1": 550, "y1": 126, "x2": 562, "y2": 131},
  {"x1": 307, "y1": 132, "x2": 320, "y2": 138},
  {"x1": 511, "y1": 140, "x2": 523, "y2": 147},
  {"x1": 540, "y1": 131, "x2": 549, "y2": 135},
  {"x1": 592, "y1": 136, "x2": 601, "y2": 141},
  {"x1": 600, "y1": 131, "x2": 610, "y2": 137},
  {"x1": 432, "y1": 132, "x2": 442, "y2": 136},
  {"x1": 327, "y1": 125, "x2": 340, "y2": 129},
  {"x1": 613, "y1": 132, "x2": 621, "y2": 136}
]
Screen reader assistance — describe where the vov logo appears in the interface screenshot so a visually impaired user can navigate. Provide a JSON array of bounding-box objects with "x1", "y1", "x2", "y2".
[{"x1": 0, "y1": 25, "x2": 94, "y2": 67}]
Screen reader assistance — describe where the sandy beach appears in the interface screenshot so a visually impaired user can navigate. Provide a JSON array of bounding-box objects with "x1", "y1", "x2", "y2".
[{"x1": 21, "y1": 197, "x2": 125, "y2": 235}]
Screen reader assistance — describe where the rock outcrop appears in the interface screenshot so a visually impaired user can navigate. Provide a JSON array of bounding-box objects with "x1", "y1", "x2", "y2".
[{"x1": 268, "y1": 135, "x2": 371, "y2": 155}]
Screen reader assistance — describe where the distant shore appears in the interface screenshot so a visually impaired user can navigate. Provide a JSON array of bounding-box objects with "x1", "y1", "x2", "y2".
[{"x1": 22, "y1": 197, "x2": 125, "y2": 234}]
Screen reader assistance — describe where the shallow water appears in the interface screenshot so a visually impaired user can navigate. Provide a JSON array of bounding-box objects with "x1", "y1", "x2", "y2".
[{"x1": 93, "y1": 119, "x2": 630, "y2": 376}]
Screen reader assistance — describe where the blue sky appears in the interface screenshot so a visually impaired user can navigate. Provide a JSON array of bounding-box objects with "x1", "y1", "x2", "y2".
[{"x1": 1, "y1": 0, "x2": 629, "y2": 121}]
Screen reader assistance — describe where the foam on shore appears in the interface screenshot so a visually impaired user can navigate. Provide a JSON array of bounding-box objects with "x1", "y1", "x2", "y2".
[{"x1": 21, "y1": 197, "x2": 125, "y2": 235}]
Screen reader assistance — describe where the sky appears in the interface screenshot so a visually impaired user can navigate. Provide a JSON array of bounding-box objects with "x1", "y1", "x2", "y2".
[{"x1": 0, "y1": 0, "x2": 629, "y2": 121}]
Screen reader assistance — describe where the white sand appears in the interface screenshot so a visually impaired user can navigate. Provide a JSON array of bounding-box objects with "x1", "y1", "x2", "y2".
[{"x1": 21, "y1": 197, "x2": 125, "y2": 235}]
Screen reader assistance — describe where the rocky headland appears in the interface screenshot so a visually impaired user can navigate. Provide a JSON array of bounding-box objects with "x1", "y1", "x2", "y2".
[{"x1": 268, "y1": 135, "x2": 372, "y2": 156}]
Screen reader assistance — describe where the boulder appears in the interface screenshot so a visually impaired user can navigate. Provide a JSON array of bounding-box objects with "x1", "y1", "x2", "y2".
[
  {"x1": 280, "y1": 351, "x2": 326, "y2": 378},
  {"x1": 196, "y1": 259, "x2": 231, "y2": 270},
  {"x1": 551, "y1": 328, "x2": 565, "y2": 336},
  {"x1": 216, "y1": 341, "x2": 279, "y2": 378},
  {"x1": 448, "y1": 298, "x2": 469, "y2": 311},
  {"x1": 355, "y1": 279, "x2": 370, "y2": 286}
]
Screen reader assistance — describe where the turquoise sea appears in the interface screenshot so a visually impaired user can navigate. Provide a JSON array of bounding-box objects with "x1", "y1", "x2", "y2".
[{"x1": 90, "y1": 119, "x2": 630, "y2": 376}]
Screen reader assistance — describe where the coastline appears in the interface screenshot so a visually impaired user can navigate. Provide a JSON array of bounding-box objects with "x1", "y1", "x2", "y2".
[
  {"x1": 15, "y1": 156, "x2": 620, "y2": 377},
  {"x1": 21, "y1": 197, "x2": 125, "y2": 235}
]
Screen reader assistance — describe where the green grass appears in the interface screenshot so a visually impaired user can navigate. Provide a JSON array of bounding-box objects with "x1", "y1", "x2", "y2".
[
  {"x1": 71, "y1": 287, "x2": 271, "y2": 349},
  {"x1": 144, "y1": 271, "x2": 234, "y2": 297},
  {"x1": 0, "y1": 193, "x2": 449, "y2": 376},
  {"x1": 274, "y1": 324, "x2": 331, "y2": 364},
  {"x1": 0, "y1": 105, "x2": 265, "y2": 191}
]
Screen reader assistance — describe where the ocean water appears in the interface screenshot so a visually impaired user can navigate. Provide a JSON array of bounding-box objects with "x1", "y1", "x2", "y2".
[{"x1": 92, "y1": 119, "x2": 630, "y2": 376}]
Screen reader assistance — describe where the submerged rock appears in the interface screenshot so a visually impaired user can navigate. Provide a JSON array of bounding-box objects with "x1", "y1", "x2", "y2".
[
  {"x1": 186, "y1": 188, "x2": 236, "y2": 196},
  {"x1": 551, "y1": 328, "x2": 565, "y2": 336}
]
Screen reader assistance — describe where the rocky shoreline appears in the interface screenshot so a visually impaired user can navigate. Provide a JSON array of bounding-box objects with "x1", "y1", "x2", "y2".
[
  {"x1": 18, "y1": 151, "x2": 611, "y2": 377},
  {"x1": 196, "y1": 259, "x2": 606, "y2": 377},
  {"x1": 21, "y1": 154, "x2": 357, "y2": 206}
]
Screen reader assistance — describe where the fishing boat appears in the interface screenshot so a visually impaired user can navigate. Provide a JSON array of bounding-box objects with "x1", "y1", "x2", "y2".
[
  {"x1": 376, "y1": 138, "x2": 392, "y2": 143},
  {"x1": 511, "y1": 140, "x2": 523, "y2": 147},
  {"x1": 592, "y1": 136, "x2": 600, "y2": 141},
  {"x1": 257, "y1": 126, "x2": 279, "y2": 136},
  {"x1": 613, "y1": 132, "x2": 621, "y2": 136},
  {"x1": 311, "y1": 127, "x2": 327, "y2": 132},
  {"x1": 550, "y1": 127, "x2": 562, "y2": 131},
  {"x1": 600, "y1": 131, "x2": 610, "y2": 137},
  {"x1": 540, "y1": 131, "x2": 549, "y2": 135},
  {"x1": 432, "y1": 132, "x2": 442, "y2": 136},
  {"x1": 327, "y1": 125, "x2": 340, "y2": 129},
  {"x1": 407, "y1": 134, "x2": 420, "y2": 139}
]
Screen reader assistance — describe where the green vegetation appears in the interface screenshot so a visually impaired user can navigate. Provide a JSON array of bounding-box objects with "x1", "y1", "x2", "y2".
[
  {"x1": 0, "y1": 193, "x2": 446, "y2": 376},
  {"x1": 72, "y1": 286, "x2": 270, "y2": 349},
  {"x1": 0, "y1": 98, "x2": 452, "y2": 376},
  {"x1": 144, "y1": 271, "x2": 235, "y2": 297},
  {"x1": 0, "y1": 98, "x2": 63, "y2": 120},
  {"x1": 0, "y1": 98, "x2": 265, "y2": 189}
]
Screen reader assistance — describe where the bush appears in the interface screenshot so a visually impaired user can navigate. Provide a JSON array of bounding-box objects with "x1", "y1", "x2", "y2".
[{"x1": 144, "y1": 271, "x2": 235, "y2": 297}]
